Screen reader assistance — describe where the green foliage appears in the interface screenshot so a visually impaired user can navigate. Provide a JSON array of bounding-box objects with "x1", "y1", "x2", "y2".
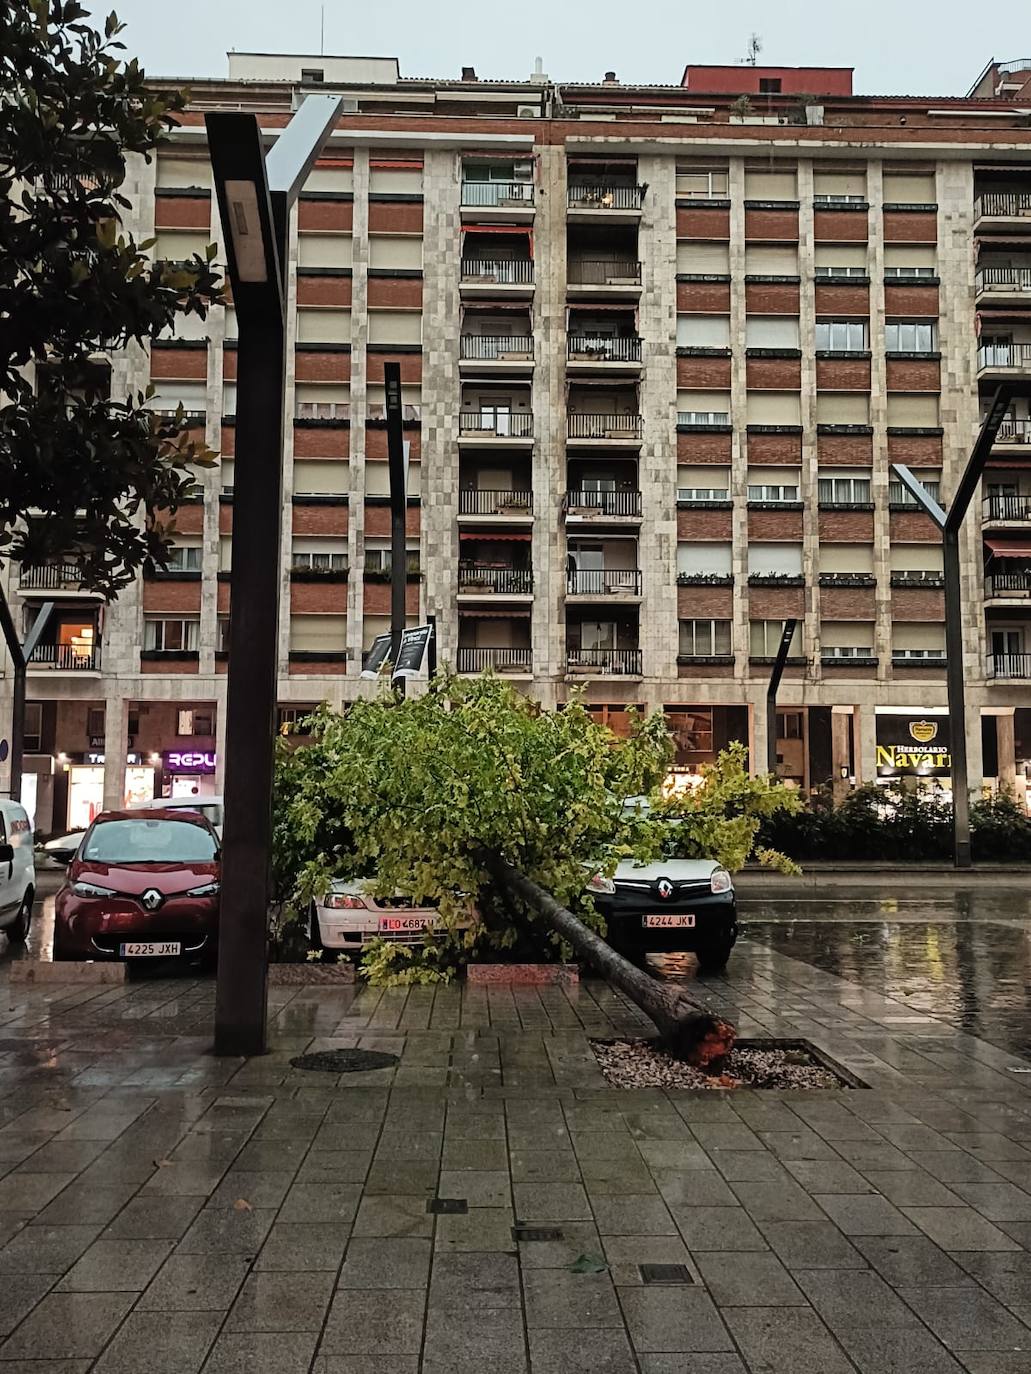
[
  {"x1": 359, "y1": 937, "x2": 458, "y2": 987},
  {"x1": 1, "y1": 1, "x2": 224, "y2": 594},
  {"x1": 653, "y1": 743, "x2": 802, "y2": 874}
]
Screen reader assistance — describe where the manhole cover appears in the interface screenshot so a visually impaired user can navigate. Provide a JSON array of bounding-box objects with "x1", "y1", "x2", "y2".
[
  {"x1": 427, "y1": 1198, "x2": 468, "y2": 1214},
  {"x1": 290, "y1": 1049, "x2": 399, "y2": 1074},
  {"x1": 512, "y1": 1226, "x2": 564, "y2": 1242},
  {"x1": 640, "y1": 1263, "x2": 694, "y2": 1285}
]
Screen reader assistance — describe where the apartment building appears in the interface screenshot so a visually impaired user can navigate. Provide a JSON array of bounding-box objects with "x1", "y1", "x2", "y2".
[{"x1": 5, "y1": 50, "x2": 1031, "y2": 831}]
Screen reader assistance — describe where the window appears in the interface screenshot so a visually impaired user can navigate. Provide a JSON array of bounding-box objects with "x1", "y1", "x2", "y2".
[
  {"x1": 750, "y1": 620, "x2": 802, "y2": 657},
  {"x1": 887, "y1": 393, "x2": 940, "y2": 428},
  {"x1": 820, "y1": 543, "x2": 874, "y2": 576},
  {"x1": 464, "y1": 161, "x2": 533, "y2": 184},
  {"x1": 885, "y1": 321, "x2": 937, "y2": 352},
  {"x1": 744, "y1": 169, "x2": 796, "y2": 200},
  {"x1": 677, "y1": 466, "x2": 729, "y2": 502},
  {"x1": 744, "y1": 244, "x2": 798, "y2": 276},
  {"x1": 675, "y1": 168, "x2": 728, "y2": 198},
  {"x1": 23, "y1": 702, "x2": 42, "y2": 753},
  {"x1": 680, "y1": 619, "x2": 732, "y2": 656},
  {"x1": 815, "y1": 264, "x2": 867, "y2": 279},
  {"x1": 818, "y1": 474, "x2": 872, "y2": 504},
  {"x1": 814, "y1": 193, "x2": 865, "y2": 205},
  {"x1": 746, "y1": 391, "x2": 801, "y2": 425},
  {"x1": 677, "y1": 391, "x2": 730, "y2": 426},
  {"x1": 87, "y1": 707, "x2": 105, "y2": 739},
  {"x1": 676, "y1": 241, "x2": 730, "y2": 274},
  {"x1": 163, "y1": 545, "x2": 202, "y2": 572},
  {"x1": 884, "y1": 245, "x2": 936, "y2": 277},
  {"x1": 144, "y1": 618, "x2": 199, "y2": 652},
  {"x1": 177, "y1": 709, "x2": 213, "y2": 736},
  {"x1": 368, "y1": 237, "x2": 423, "y2": 271},
  {"x1": 292, "y1": 549, "x2": 348, "y2": 573},
  {"x1": 778, "y1": 711, "x2": 804, "y2": 739},
  {"x1": 815, "y1": 320, "x2": 869, "y2": 352},
  {"x1": 277, "y1": 705, "x2": 316, "y2": 735},
  {"x1": 293, "y1": 459, "x2": 349, "y2": 496},
  {"x1": 758, "y1": 77, "x2": 782, "y2": 94},
  {"x1": 821, "y1": 622, "x2": 874, "y2": 658},
  {"x1": 816, "y1": 393, "x2": 870, "y2": 426},
  {"x1": 678, "y1": 409, "x2": 729, "y2": 426},
  {"x1": 676, "y1": 315, "x2": 730, "y2": 348},
  {"x1": 884, "y1": 265, "x2": 936, "y2": 279},
  {"x1": 893, "y1": 623, "x2": 946, "y2": 659},
  {"x1": 298, "y1": 235, "x2": 353, "y2": 270},
  {"x1": 889, "y1": 476, "x2": 941, "y2": 506},
  {"x1": 814, "y1": 245, "x2": 867, "y2": 278},
  {"x1": 883, "y1": 171, "x2": 935, "y2": 203},
  {"x1": 217, "y1": 617, "x2": 230, "y2": 653},
  {"x1": 291, "y1": 614, "x2": 348, "y2": 652},
  {"x1": 747, "y1": 482, "x2": 799, "y2": 503},
  {"x1": 300, "y1": 67, "x2": 325, "y2": 83},
  {"x1": 296, "y1": 309, "x2": 352, "y2": 344},
  {"x1": 364, "y1": 543, "x2": 421, "y2": 575}
]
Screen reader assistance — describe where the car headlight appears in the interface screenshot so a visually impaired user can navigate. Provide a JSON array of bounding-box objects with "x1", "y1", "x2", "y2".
[
  {"x1": 586, "y1": 873, "x2": 616, "y2": 895},
  {"x1": 72, "y1": 881, "x2": 116, "y2": 898},
  {"x1": 187, "y1": 882, "x2": 220, "y2": 898},
  {"x1": 710, "y1": 868, "x2": 732, "y2": 895},
  {"x1": 323, "y1": 893, "x2": 369, "y2": 910}
]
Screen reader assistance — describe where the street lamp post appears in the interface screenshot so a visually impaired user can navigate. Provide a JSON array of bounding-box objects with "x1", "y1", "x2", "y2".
[
  {"x1": 0, "y1": 592, "x2": 53, "y2": 803},
  {"x1": 384, "y1": 362, "x2": 408, "y2": 698},
  {"x1": 891, "y1": 382, "x2": 1018, "y2": 869},
  {"x1": 765, "y1": 618, "x2": 798, "y2": 776},
  {"x1": 206, "y1": 95, "x2": 342, "y2": 1057}
]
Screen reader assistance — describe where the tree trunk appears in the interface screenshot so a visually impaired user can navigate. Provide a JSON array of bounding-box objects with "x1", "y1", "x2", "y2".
[{"x1": 481, "y1": 852, "x2": 735, "y2": 1070}]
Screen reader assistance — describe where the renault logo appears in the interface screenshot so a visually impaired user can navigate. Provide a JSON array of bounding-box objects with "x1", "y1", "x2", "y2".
[
  {"x1": 141, "y1": 889, "x2": 164, "y2": 912},
  {"x1": 656, "y1": 879, "x2": 674, "y2": 900}
]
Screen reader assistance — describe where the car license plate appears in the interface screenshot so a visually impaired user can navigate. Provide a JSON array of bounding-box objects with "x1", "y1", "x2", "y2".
[
  {"x1": 119, "y1": 941, "x2": 182, "y2": 957},
  {"x1": 379, "y1": 917, "x2": 426, "y2": 933},
  {"x1": 643, "y1": 914, "x2": 696, "y2": 929}
]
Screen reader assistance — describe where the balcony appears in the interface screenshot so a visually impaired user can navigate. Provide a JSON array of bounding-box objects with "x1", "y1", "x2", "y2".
[
  {"x1": 295, "y1": 401, "x2": 350, "y2": 424},
  {"x1": 457, "y1": 646, "x2": 532, "y2": 674},
  {"x1": 29, "y1": 643, "x2": 102, "y2": 672},
  {"x1": 565, "y1": 648, "x2": 643, "y2": 676},
  {"x1": 977, "y1": 343, "x2": 1031, "y2": 377},
  {"x1": 458, "y1": 564, "x2": 534, "y2": 597},
  {"x1": 567, "y1": 335, "x2": 642, "y2": 372},
  {"x1": 567, "y1": 412, "x2": 643, "y2": 443},
  {"x1": 567, "y1": 185, "x2": 645, "y2": 219},
  {"x1": 17, "y1": 563, "x2": 103, "y2": 598},
  {"x1": 459, "y1": 335, "x2": 534, "y2": 373},
  {"x1": 987, "y1": 652, "x2": 1031, "y2": 679},
  {"x1": 975, "y1": 266, "x2": 1031, "y2": 303},
  {"x1": 458, "y1": 411, "x2": 533, "y2": 444},
  {"x1": 460, "y1": 181, "x2": 534, "y2": 220},
  {"x1": 567, "y1": 569, "x2": 642, "y2": 598},
  {"x1": 459, "y1": 258, "x2": 534, "y2": 296},
  {"x1": 564, "y1": 489, "x2": 642, "y2": 522},
  {"x1": 567, "y1": 259, "x2": 642, "y2": 299},
  {"x1": 983, "y1": 494, "x2": 1031, "y2": 524},
  {"x1": 986, "y1": 572, "x2": 1031, "y2": 601},
  {"x1": 457, "y1": 488, "x2": 533, "y2": 521},
  {"x1": 975, "y1": 192, "x2": 1031, "y2": 230},
  {"x1": 994, "y1": 419, "x2": 1031, "y2": 447}
]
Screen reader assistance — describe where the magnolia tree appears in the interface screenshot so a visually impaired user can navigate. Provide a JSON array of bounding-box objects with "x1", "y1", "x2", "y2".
[{"x1": 273, "y1": 677, "x2": 800, "y2": 1065}]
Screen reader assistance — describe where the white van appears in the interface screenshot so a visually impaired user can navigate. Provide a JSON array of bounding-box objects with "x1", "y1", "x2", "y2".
[{"x1": 0, "y1": 800, "x2": 36, "y2": 943}]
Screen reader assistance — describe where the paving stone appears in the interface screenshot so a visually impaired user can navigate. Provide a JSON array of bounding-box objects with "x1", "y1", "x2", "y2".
[
  {"x1": 674, "y1": 1206, "x2": 768, "y2": 1251},
  {"x1": 902, "y1": 1207, "x2": 1022, "y2": 1252},
  {"x1": 725, "y1": 1306, "x2": 857, "y2": 1374},
  {"x1": 0, "y1": 1223, "x2": 101, "y2": 1275},
  {"x1": 296, "y1": 1149, "x2": 373, "y2": 1183},
  {"x1": 227, "y1": 1271, "x2": 335, "y2": 1332},
  {"x1": 949, "y1": 1181, "x2": 1031, "y2": 1222},
  {"x1": 428, "y1": 1252, "x2": 521, "y2": 1315},
  {"x1": 207, "y1": 1170, "x2": 295, "y2": 1210},
  {"x1": 897, "y1": 1285, "x2": 1031, "y2": 1352},
  {"x1": 337, "y1": 1236, "x2": 432, "y2": 1288},
  {"x1": 515, "y1": 1220, "x2": 602, "y2": 1269},
  {"x1": 0, "y1": 1271, "x2": 57, "y2": 1337},
  {"x1": 695, "y1": 1251, "x2": 807, "y2": 1306},
  {"x1": 0, "y1": 1292, "x2": 136, "y2": 1360},
  {"x1": 137, "y1": 1252, "x2": 252, "y2": 1310},
  {"x1": 861, "y1": 1170, "x2": 963, "y2": 1207},
  {"x1": 312, "y1": 1359, "x2": 419, "y2": 1373},
  {"x1": 202, "y1": 1331, "x2": 319, "y2": 1374},
  {"x1": 815, "y1": 1193, "x2": 918, "y2": 1236},
  {"x1": 523, "y1": 1267, "x2": 622, "y2": 1327},
  {"x1": 421, "y1": 1309, "x2": 527, "y2": 1374},
  {"x1": 729, "y1": 1179, "x2": 824, "y2": 1222},
  {"x1": 757, "y1": 1131, "x2": 840, "y2": 1162},
  {"x1": 514, "y1": 1181, "x2": 592, "y2": 1220},
  {"x1": 278, "y1": 1182, "x2": 361, "y2": 1225},
  {"x1": 690, "y1": 1124, "x2": 764, "y2": 1152},
  {"x1": 651, "y1": 1169, "x2": 738, "y2": 1208},
  {"x1": 320, "y1": 1289, "x2": 426, "y2": 1356},
  {"x1": 619, "y1": 1285, "x2": 733, "y2": 1353},
  {"x1": 177, "y1": 1204, "x2": 275, "y2": 1255},
  {"x1": 0, "y1": 1174, "x2": 77, "y2": 1214},
  {"x1": 510, "y1": 1151, "x2": 581, "y2": 1183},
  {"x1": 56, "y1": 1236, "x2": 173, "y2": 1291},
  {"x1": 438, "y1": 1171, "x2": 510, "y2": 1209},
  {"x1": 795, "y1": 1267, "x2": 922, "y2": 1331},
  {"x1": 853, "y1": 1235, "x2": 976, "y2": 1287},
  {"x1": 588, "y1": 1194, "x2": 677, "y2": 1237},
  {"x1": 571, "y1": 1132, "x2": 641, "y2": 1161},
  {"x1": 835, "y1": 1324, "x2": 968, "y2": 1374},
  {"x1": 953, "y1": 1251, "x2": 1031, "y2": 1315},
  {"x1": 440, "y1": 1138, "x2": 507, "y2": 1170},
  {"x1": 710, "y1": 1149, "x2": 793, "y2": 1182},
  {"x1": 759, "y1": 1220, "x2": 868, "y2": 1269},
  {"x1": 637, "y1": 1359, "x2": 748, "y2": 1374},
  {"x1": 908, "y1": 1153, "x2": 1007, "y2": 1184},
  {"x1": 255, "y1": 1222, "x2": 350, "y2": 1271},
  {"x1": 580, "y1": 1156, "x2": 656, "y2": 1194},
  {"x1": 601, "y1": 1234, "x2": 693, "y2": 1286},
  {"x1": 363, "y1": 1159, "x2": 439, "y2": 1195},
  {"x1": 528, "y1": 1327, "x2": 638, "y2": 1373},
  {"x1": 785, "y1": 1160, "x2": 874, "y2": 1194},
  {"x1": 434, "y1": 1207, "x2": 515, "y2": 1253},
  {"x1": 635, "y1": 1139, "x2": 715, "y2": 1171},
  {"x1": 91, "y1": 1310, "x2": 223, "y2": 1374}
]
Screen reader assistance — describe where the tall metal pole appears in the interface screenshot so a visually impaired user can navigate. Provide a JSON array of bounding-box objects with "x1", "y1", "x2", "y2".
[
  {"x1": 385, "y1": 362, "x2": 407, "y2": 698},
  {"x1": 1, "y1": 591, "x2": 53, "y2": 803},
  {"x1": 766, "y1": 618, "x2": 798, "y2": 776}
]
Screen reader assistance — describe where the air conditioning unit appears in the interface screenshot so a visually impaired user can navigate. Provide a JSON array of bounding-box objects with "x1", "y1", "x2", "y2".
[{"x1": 517, "y1": 105, "x2": 539, "y2": 118}]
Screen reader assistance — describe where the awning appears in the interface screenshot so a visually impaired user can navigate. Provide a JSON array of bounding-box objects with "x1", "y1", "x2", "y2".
[
  {"x1": 459, "y1": 531, "x2": 532, "y2": 542},
  {"x1": 457, "y1": 608, "x2": 531, "y2": 618},
  {"x1": 986, "y1": 539, "x2": 1031, "y2": 557}
]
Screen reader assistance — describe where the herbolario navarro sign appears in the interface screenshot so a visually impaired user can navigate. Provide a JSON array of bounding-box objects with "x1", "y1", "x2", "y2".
[{"x1": 875, "y1": 717, "x2": 951, "y2": 777}]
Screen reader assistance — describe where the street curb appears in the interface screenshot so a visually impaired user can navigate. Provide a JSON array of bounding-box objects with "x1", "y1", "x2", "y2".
[
  {"x1": 8, "y1": 961, "x2": 126, "y2": 985},
  {"x1": 267, "y1": 963, "x2": 356, "y2": 984},
  {"x1": 466, "y1": 963, "x2": 579, "y2": 985}
]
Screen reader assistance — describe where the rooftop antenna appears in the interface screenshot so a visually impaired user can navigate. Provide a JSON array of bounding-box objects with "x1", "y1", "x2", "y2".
[{"x1": 746, "y1": 33, "x2": 762, "y2": 66}]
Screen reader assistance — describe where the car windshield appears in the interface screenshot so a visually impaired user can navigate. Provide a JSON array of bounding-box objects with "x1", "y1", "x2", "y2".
[{"x1": 82, "y1": 819, "x2": 217, "y2": 865}]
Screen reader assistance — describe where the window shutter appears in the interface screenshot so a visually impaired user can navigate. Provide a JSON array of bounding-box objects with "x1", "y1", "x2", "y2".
[
  {"x1": 814, "y1": 245, "x2": 867, "y2": 267},
  {"x1": 367, "y1": 311, "x2": 422, "y2": 345},
  {"x1": 747, "y1": 543, "x2": 803, "y2": 575},
  {"x1": 676, "y1": 241, "x2": 730, "y2": 273},
  {"x1": 745, "y1": 169, "x2": 797, "y2": 199},
  {"x1": 894, "y1": 623, "x2": 945, "y2": 650},
  {"x1": 369, "y1": 236, "x2": 423, "y2": 270},
  {"x1": 290, "y1": 614, "x2": 347, "y2": 651},
  {"x1": 821, "y1": 621, "x2": 873, "y2": 648},
  {"x1": 883, "y1": 172, "x2": 936, "y2": 203},
  {"x1": 746, "y1": 392, "x2": 801, "y2": 424},
  {"x1": 816, "y1": 393, "x2": 870, "y2": 424},
  {"x1": 296, "y1": 309, "x2": 352, "y2": 344},
  {"x1": 887, "y1": 394, "x2": 940, "y2": 426},
  {"x1": 819, "y1": 543, "x2": 873, "y2": 573},
  {"x1": 677, "y1": 542, "x2": 732, "y2": 574},
  {"x1": 745, "y1": 244, "x2": 798, "y2": 275},
  {"x1": 299, "y1": 234, "x2": 353, "y2": 268},
  {"x1": 293, "y1": 460, "x2": 349, "y2": 495},
  {"x1": 746, "y1": 316, "x2": 800, "y2": 348},
  {"x1": 677, "y1": 315, "x2": 730, "y2": 347},
  {"x1": 889, "y1": 544, "x2": 944, "y2": 572},
  {"x1": 156, "y1": 158, "x2": 212, "y2": 190}
]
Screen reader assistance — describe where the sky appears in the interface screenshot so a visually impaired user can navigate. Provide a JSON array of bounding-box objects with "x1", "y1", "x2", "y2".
[{"x1": 103, "y1": 0, "x2": 1021, "y2": 96}]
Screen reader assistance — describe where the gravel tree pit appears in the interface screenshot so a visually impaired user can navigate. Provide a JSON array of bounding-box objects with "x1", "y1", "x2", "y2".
[{"x1": 591, "y1": 1038, "x2": 868, "y2": 1090}]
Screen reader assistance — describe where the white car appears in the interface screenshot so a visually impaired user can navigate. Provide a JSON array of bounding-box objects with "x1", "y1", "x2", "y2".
[
  {"x1": 310, "y1": 878, "x2": 476, "y2": 953},
  {"x1": 0, "y1": 799, "x2": 36, "y2": 943}
]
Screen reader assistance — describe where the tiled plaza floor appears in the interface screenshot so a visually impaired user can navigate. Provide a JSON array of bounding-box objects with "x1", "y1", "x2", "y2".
[{"x1": 0, "y1": 931, "x2": 1028, "y2": 1371}]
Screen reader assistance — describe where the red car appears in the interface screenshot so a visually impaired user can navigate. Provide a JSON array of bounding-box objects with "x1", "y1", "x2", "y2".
[{"x1": 53, "y1": 810, "x2": 220, "y2": 963}]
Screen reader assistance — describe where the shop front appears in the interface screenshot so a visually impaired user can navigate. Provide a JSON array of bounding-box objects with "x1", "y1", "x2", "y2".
[
  {"x1": 875, "y1": 710, "x2": 951, "y2": 797},
  {"x1": 663, "y1": 705, "x2": 749, "y2": 792},
  {"x1": 160, "y1": 749, "x2": 218, "y2": 800}
]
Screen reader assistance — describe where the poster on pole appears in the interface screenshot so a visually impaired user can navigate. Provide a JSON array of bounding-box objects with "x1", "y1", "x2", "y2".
[
  {"x1": 360, "y1": 634, "x2": 392, "y2": 680},
  {"x1": 392, "y1": 624, "x2": 434, "y2": 681}
]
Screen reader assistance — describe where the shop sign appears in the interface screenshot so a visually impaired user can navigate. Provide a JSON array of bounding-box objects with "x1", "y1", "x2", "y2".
[
  {"x1": 876, "y1": 717, "x2": 951, "y2": 777},
  {"x1": 164, "y1": 749, "x2": 217, "y2": 774}
]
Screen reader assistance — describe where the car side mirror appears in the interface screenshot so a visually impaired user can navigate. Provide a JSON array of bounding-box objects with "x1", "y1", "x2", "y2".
[
  {"x1": 0, "y1": 844, "x2": 13, "y2": 864},
  {"x1": 48, "y1": 848, "x2": 75, "y2": 866}
]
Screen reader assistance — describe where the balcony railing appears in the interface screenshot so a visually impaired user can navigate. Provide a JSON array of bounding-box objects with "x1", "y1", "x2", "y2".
[
  {"x1": 976, "y1": 266, "x2": 1031, "y2": 293},
  {"x1": 567, "y1": 258, "x2": 642, "y2": 286},
  {"x1": 460, "y1": 258, "x2": 534, "y2": 285},
  {"x1": 459, "y1": 410, "x2": 533, "y2": 438},
  {"x1": 567, "y1": 336, "x2": 642, "y2": 363},
  {"x1": 987, "y1": 652, "x2": 1031, "y2": 679},
  {"x1": 976, "y1": 192, "x2": 1031, "y2": 219},
  {"x1": 295, "y1": 401, "x2": 350, "y2": 421},
  {"x1": 567, "y1": 569, "x2": 642, "y2": 595},
  {"x1": 566, "y1": 648, "x2": 643, "y2": 675},
  {"x1": 458, "y1": 488, "x2": 533, "y2": 516},
  {"x1": 457, "y1": 647, "x2": 532, "y2": 673},
  {"x1": 565, "y1": 489, "x2": 642, "y2": 517},
  {"x1": 18, "y1": 563, "x2": 86, "y2": 591},
  {"x1": 567, "y1": 184, "x2": 645, "y2": 210},
  {"x1": 983, "y1": 494, "x2": 1031, "y2": 521},
  {"x1": 986, "y1": 573, "x2": 1031, "y2": 598},
  {"x1": 29, "y1": 644, "x2": 101, "y2": 671},
  {"x1": 995, "y1": 419, "x2": 1031, "y2": 444},
  {"x1": 977, "y1": 343, "x2": 1031, "y2": 371},
  {"x1": 458, "y1": 564, "x2": 534, "y2": 594},
  {"x1": 460, "y1": 181, "x2": 533, "y2": 208},
  {"x1": 567, "y1": 413, "x2": 643, "y2": 440},
  {"x1": 460, "y1": 335, "x2": 533, "y2": 360}
]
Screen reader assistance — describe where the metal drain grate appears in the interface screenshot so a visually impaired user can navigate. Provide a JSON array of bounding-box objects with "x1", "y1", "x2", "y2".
[
  {"x1": 640, "y1": 1263, "x2": 694, "y2": 1285},
  {"x1": 512, "y1": 1226, "x2": 564, "y2": 1242},
  {"x1": 428, "y1": 1198, "x2": 468, "y2": 1214},
  {"x1": 289, "y1": 1049, "x2": 399, "y2": 1074}
]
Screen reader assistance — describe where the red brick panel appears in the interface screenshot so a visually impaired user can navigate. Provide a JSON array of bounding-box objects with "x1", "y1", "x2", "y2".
[
  {"x1": 678, "y1": 662, "x2": 736, "y2": 679},
  {"x1": 883, "y1": 211, "x2": 937, "y2": 243},
  {"x1": 676, "y1": 432, "x2": 732, "y2": 463},
  {"x1": 295, "y1": 352, "x2": 351, "y2": 384},
  {"x1": 889, "y1": 511, "x2": 943, "y2": 541},
  {"x1": 368, "y1": 202, "x2": 423, "y2": 233},
  {"x1": 218, "y1": 506, "x2": 233, "y2": 535},
  {"x1": 745, "y1": 209, "x2": 798, "y2": 241},
  {"x1": 171, "y1": 506, "x2": 203, "y2": 536},
  {"x1": 291, "y1": 506, "x2": 349, "y2": 536},
  {"x1": 154, "y1": 196, "x2": 211, "y2": 230},
  {"x1": 367, "y1": 277, "x2": 424, "y2": 310},
  {"x1": 746, "y1": 357, "x2": 801, "y2": 390},
  {"x1": 814, "y1": 284, "x2": 869, "y2": 315},
  {"x1": 677, "y1": 586, "x2": 733, "y2": 618},
  {"x1": 677, "y1": 282, "x2": 731, "y2": 312},
  {"x1": 676, "y1": 207, "x2": 730, "y2": 238},
  {"x1": 296, "y1": 277, "x2": 352, "y2": 308},
  {"x1": 365, "y1": 351, "x2": 422, "y2": 383},
  {"x1": 363, "y1": 581, "x2": 421, "y2": 614},
  {"x1": 891, "y1": 588, "x2": 946, "y2": 619},
  {"x1": 223, "y1": 350, "x2": 237, "y2": 382},
  {"x1": 366, "y1": 427, "x2": 421, "y2": 459},
  {"x1": 289, "y1": 660, "x2": 347, "y2": 675},
  {"x1": 816, "y1": 359, "x2": 871, "y2": 391},
  {"x1": 746, "y1": 433, "x2": 801, "y2": 465},
  {"x1": 676, "y1": 509, "x2": 733, "y2": 540},
  {"x1": 290, "y1": 581, "x2": 349, "y2": 613},
  {"x1": 142, "y1": 660, "x2": 198, "y2": 675},
  {"x1": 817, "y1": 432, "x2": 873, "y2": 466},
  {"x1": 298, "y1": 201, "x2": 353, "y2": 232},
  {"x1": 822, "y1": 663, "x2": 877, "y2": 681},
  {"x1": 818, "y1": 511, "x2": 875, "y2": 541},
  {"x1": 364, "y1": 505, "x2": 422, "y2": 537},
  {"x1": 748, "y1": 510, "x2": 804, "y2": 540},
  {"x1": 745, "y1": 283, "x2": 799, "y2": 314},
  {"x1": 748, "y1": 586, "x2": 806, "y2": 619},
  {"x1": 676, "y1": 356, "x2": 732, "y2": 388},
  {"x1": 293, "y1": 428, "x2": 349, "y2": 459},
  {"x1": 220, "y1": 427, "x2": 235, "y2": 456},
  {"x1": 813, "y1": 209, "x2": 869, "y2": 242},
  {"x1": 151, "y1": 348, "x2": 206, "y2": 380},
  {"x1": 884, "y1": 284, "x2": 939, "y2": 316},
  {"x1": 886, "y1": 358, "x2": 940, "y2": 392},
  {"x1": 820, "y1": 586, "x2": 876, "y2": 619},
  {"x1": 217, "y1": 583, "x2": 230, "y2": 614},
  {"x1": 142, "y1": 581, "x2": 202, "y2": 613},
  {"x1": 886, "y1": 433, "x2": 943, "y2": 464}
]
